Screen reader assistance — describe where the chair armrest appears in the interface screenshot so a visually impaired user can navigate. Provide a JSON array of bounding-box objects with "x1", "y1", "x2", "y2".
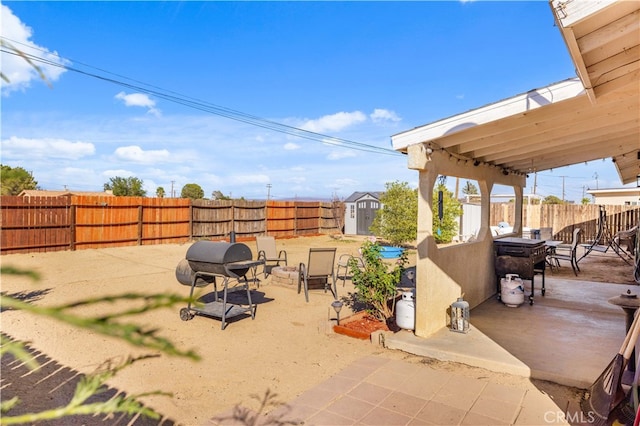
[{"x1": 337, "y1": 254, "x2": 351, "y2": 266}]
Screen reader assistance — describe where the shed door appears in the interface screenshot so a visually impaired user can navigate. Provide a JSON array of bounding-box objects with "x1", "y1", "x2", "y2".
[{"x1": 357, "y1": 200, "x2": 379, "y2": 235}]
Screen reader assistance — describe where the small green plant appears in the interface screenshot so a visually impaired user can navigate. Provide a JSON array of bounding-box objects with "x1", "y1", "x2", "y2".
[{"x1": 348, "y1": 240, "x2": 407, "y2": 321}]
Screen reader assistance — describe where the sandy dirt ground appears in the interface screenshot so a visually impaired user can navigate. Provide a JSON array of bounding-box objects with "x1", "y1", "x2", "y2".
[{"x1": 1, "y1": 235, "x2": 636, "y2": 425}]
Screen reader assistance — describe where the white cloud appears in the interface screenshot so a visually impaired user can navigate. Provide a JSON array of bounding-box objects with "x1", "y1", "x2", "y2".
[
  {"x1": 284, "y1": 142, "x2": 300, "y2": 150},
  {"x1": 370, "y1": 108, "x2": 401, "y2": 124},
  {"x1": 301, "y1": 111, "x2": 367, "y2": 133},
  {"x1": 230, "y1": 174, "x2": 270, "y2": 185},
  {"x1": 327, "y1": 150, "x2": 357, "y2": 160},
  {"x1": 1, "y1": 4, "x2": 69, "y2": 95},
  {"x1": 1, "y1": 136, "x2": 95, "y2": 159},
  {"x1": 103, "y1": 169, "x2": 137, "y2": 179},
  {"x1": 115, "y1": 92, "x2": 161, "y2": 116},
  {"x1": 333, "y1": 178, "x2": 360, "y2": 187},
  {"x1": 288, "y1": 176, "x2": 306, "y2": 185},
  {"x1": 114, "y1": 145, "x2": 170, "y2": 164}
]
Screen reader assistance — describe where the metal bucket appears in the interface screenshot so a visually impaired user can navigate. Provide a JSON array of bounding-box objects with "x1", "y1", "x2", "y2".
[{"x1": 175, "y1": 258, "x2": 215, "y2": 287}]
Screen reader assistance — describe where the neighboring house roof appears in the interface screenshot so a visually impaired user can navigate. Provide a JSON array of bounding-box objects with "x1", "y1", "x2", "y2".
[
  {"x1": 586, "y1": 188, "x2": 640, "y2": 196},
  {"x1": 344, "y1": 192, "x2": 383, "y2": 203},
  {"x1": 18, "y1": 190, "x2": 114, "y2": 197},
  {"x1": 587, "y1": 187, "x2": 640, "y2": 195},
  {"x1": 391, "y1": 0, "x2": 639, "y2": 185},
  {"x1": 587, "y1": 187, "x2": 640, "y2": 205}
]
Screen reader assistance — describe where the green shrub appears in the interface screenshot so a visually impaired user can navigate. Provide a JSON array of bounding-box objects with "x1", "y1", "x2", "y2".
[{"x1": 348, "y1": 241, "x2": 407, "y2": 321}]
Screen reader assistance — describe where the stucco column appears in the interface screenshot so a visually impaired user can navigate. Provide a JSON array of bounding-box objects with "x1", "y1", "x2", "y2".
[
  {"x1": 414, "y1": 168, "x2": 463, "y2": 337},
  {"x1": 407, "y1": 143, "x2": 527, "y2": 337}
]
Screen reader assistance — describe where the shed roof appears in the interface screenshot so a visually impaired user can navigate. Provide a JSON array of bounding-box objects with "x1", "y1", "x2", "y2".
[
  {"x1": 344, "y1": 191, "x2": 383, "y2": 203},
  {"x1": 391, "y1": 0, "x2": 639, "y2": 185}
]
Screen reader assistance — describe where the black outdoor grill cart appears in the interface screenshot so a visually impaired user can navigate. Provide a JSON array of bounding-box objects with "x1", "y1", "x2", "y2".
[
  {"x1": 176, "y1": 241, "x2": 263, "y2": 330},
  {"x1": 494, "y1": 237, "x2": 546, "y2": 305}
]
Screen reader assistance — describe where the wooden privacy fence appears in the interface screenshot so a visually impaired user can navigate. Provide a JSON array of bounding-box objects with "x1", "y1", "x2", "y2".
[
  {"x1": 491, "y1": 203, "x2": 640, "y2": 243},
  {"x1": 2, "y1": 195, "x2": 637, "y2": 255},
  {"x1": 0, "y1": 196, "x2": 345, "y2": 255}
]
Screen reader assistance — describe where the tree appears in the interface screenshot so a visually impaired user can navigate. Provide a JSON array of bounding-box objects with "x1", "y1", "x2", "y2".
[
  {"x1": 1, "y1": 164, "x2": 39, "y2": 195},
  {"x1": 156, "y1": 186, "x2": 166, "y2": 198},
  {"x1": 104, "y1": 176, "x2": 146, "y2": 196},
  {"x1": 581, "y1": 197, "x2": 591, "y2": 205},
  {"x1": 181, "y1": 183, "x2": 204, "y2": 199},
  {"x1": 211, "y1": 190, "x2": 231, "y2": 200},
  {"x1": 542, "y1": 195, "x2": 564, "y2": 204},
  {"x1": 433, "y1": 182, "x2": 461, "y2": 244},
  {"x1": 370, "y1": 181, "x2": 418, "y2": 246},
  {"x1": 462, "y1": 180, "x2": 478, "y2": 195}
]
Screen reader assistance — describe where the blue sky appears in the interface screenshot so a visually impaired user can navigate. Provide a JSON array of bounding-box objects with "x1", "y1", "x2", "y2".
[{"x1": 1, "y1": 1, "x2": 631, "y2": 202}]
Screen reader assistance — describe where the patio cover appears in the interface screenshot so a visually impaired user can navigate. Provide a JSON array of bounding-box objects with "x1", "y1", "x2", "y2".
[{"x1": 391, "y1": 0, "x2": 639, "y2": 185}]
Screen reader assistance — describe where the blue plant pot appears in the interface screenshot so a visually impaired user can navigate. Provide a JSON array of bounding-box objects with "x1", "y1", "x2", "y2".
[{"x1": 379, "y1": 246, "x2": 404, "y2": 259}]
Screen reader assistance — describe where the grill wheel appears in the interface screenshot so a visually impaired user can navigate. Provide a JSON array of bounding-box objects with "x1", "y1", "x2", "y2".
[{"x1": 180, "y1": 308, "x2": 194, "y2": 321}]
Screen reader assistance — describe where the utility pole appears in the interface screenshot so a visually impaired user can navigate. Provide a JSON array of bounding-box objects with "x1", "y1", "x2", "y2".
[
  {"x1": 171, "y1": 180, "x2": 175, "y2": 198},
  {"x1": 560, "y1": 176, "x2": 567, "y2": 202},
  {"x1": 593, "y1": 172, "x2": 599, "y2": 190},
  {"x1": 454, "y1": 178, "x2": 460, "y2": 200},
  {"x1": 266, "y1": 184, "x2": 272, "y2": 201}
]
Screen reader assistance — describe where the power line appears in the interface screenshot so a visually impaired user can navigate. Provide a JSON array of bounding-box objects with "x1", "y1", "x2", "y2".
[{"x1": 1, "y1": 37, "x2": 401, "y2": 157}]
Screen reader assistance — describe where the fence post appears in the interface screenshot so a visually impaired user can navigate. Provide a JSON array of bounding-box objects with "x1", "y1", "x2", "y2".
[
  {"x1": 70, "y1": 204, "x2": 76, "y2": 251},
  {"x1": 137, "y1": 205, "x2": 143, "y2": 245},
  {"x1": 232, "y1": 200, "x2": 236, "y2": 238},
  {"x1": 189, "y1": 203, "x2": 193, "y2": 241}
]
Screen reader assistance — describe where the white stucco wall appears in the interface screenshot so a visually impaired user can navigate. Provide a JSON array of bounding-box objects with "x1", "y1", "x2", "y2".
[
  {"x1": 407, "y1": 145, "x2": 526, "y2": 337},
  {"x1": 588, "y1": 188, "x2": 640, "y2": 206}
]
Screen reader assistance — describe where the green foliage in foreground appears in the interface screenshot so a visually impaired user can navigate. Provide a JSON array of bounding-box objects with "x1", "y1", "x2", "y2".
[
  {"x1": 0, "y1": 354, "x2": 170, "y2": 425},
  {"x1": 0, "y1": 293, "x2": 200, "y2": 360},
  {"x1": 0, "y1": 266, "x2": 200, "y2": 424}
]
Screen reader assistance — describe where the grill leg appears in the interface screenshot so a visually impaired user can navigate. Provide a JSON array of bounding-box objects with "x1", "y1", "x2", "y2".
[
  {"x1": 530, "y1": 275, "x2": 535, "y2": 305},
  {"x1": 221, "y1": 278, "x2": 229, "y2": 330}
]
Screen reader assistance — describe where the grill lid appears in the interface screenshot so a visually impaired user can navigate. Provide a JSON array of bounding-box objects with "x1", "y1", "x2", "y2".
[{"x1": 186, "y1": 241, "x2": 253, "y2": 277}]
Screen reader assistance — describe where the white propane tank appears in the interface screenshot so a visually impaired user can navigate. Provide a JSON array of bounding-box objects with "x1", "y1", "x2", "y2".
[
  {"x1": 396, "y1": 291, "x2": 415, "y2": 330},
  {"x1": 501, "y1": 274, "x2": 525, "y2": 307}
]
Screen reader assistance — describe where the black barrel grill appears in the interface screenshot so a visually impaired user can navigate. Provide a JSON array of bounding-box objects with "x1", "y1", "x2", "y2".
[
  {"x1": 177, "y1": 241, "x2": 263, "y2": 329},
  {"x1": 186, "y1": 241, "x2": 255, "y2": 278},
  {"x1": 494, "y1": 237, "x2": 546, "y2": 305}
]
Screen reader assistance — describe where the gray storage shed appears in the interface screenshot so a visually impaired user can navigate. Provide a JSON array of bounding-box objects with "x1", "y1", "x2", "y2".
[{"x1": 343, "y1": 192, "x2": 382, "y2": 236}]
